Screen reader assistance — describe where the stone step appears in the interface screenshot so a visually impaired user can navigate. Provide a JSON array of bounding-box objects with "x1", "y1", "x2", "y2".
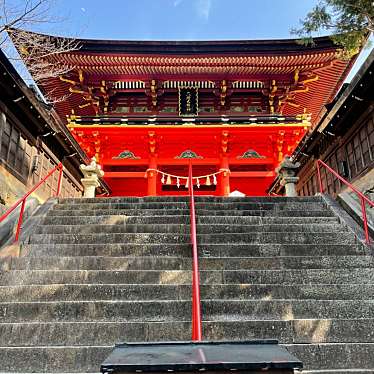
[
  {"x1": 7, "y1": 255, "x2": 374, "y2": 271},
  {"x1": 199, "y1": 256, "x2": 374, "y2": 270},
  {"x1": 198, "y1": 243, "x2": 367, "y2": 257},
  {"x1": 206, "y1": 319, "x2": 374, "y2": 344},
  {"x1": 203, "y1": 209, "x2": 335, "y2": 217},
  {"x1": 27, "y1": 232, "x2": 357, "y2": 245},
  {"x1": 221, "y1": 268, "x2": 374, "y2": 284},
  {"x1": 34, "y1": 223, "x2": 344, "y2": 235},
  {"x1": 28, "y1": 232, "x2": 189, "y2": 245},
  {"x1": 6, "y1": 255, "x2": 374, "y2": 270},
  {"x1": 7, "y1": 256, "x2": 192, "y2": 271},
  {"x1": 41, "y1": 214, "x2": 339, "y2": 226},
  {"x1": 52, "y1": 201, "x2": 326, "y2": 211},
  {"x1": 0, "y1": 269, "x2": 197, "y2": 286},
  {"x1": 1, "y1": 300, "x2": 374, "y2": 323},
  {"x1": 1, "y1": 343, "x2": 373, "y2": 372},
  {"x1": 46, "y1": 208, "x2": 335, "y2": 217},
  {"x1": 206, "y1": 300, "x2": 374, "y2": 321},
  {"x1": 59, "y1": 196, "x2": 322, "y2": 204},
  {"x1": 1, "y1": 268, "x2": 373, "y2": 286},
  {"x1": 286, "y1": 343, "x2": 374, "y2": 371},
  {"x1": 2, "y1": 194, "x2": 371, "y2": 374},
  {"x1": 0, "y1": 284, "x2": 192, "y2": 302},
  {"x1": 0, "y1": 319, "x2": 373, "y2": 347},
  {"x1": 22, "y1": 243, "x2": 193, "y2": 257},
  {"x1": 21, "y1": 243, "x2": 366, "y2": 258},
  {"x1": 0, "y1": 346, "x2": 111, "y2": 373},
  {"x1": 52, "y1": 202, "x2": 190, "y2": 210},
  {"x1": 1, "y1": 283, "x2": 374, "y2": 302}
]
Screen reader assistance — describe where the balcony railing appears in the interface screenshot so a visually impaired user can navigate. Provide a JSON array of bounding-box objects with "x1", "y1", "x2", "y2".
[{"x1": 67, "y1": 114, "x2": 306, "y2": 126}]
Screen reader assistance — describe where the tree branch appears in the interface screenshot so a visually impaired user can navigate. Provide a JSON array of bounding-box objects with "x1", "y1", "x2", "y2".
[{"x1": 0, "y1": 0, "x2": 42, "y2": 34}]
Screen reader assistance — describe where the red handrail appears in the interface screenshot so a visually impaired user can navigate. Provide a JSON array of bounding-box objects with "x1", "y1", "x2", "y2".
[
  {"x1": 316, "y1": 159, "x2": 373, "y2": 244},
  {"x1": 0, "y1": 162, "x2": 64, "y2": 243},
  {"x1": 188, "y1": 161, "x2": 202, "y2": 340}
]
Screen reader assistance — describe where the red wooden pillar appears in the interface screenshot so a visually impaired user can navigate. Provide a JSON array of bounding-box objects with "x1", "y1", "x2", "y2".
[
  {"x1": 147, "y1": 156, "x2": 157, "y2": 196},
  {"x1": 220, "y1": 156, "x2": 230, "y2": 196}
]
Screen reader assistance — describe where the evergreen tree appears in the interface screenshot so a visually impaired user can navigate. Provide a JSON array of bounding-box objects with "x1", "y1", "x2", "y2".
[{"x1": 292, "y1": 0, "x2": 373, "y2": 56}]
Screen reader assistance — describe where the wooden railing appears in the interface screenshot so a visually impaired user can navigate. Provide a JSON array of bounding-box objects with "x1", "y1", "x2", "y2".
[
  {"x1": 188, "y1": 161, "x2": 202, "y2": 340},
  {"x1": 316, "y1": 159, "x2": 373, "y2": 245},
  {"x1": 0, "y1": 162, "x2": 63, "y2": 243}
]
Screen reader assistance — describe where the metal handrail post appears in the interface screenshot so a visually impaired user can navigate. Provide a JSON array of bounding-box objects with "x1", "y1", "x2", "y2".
[
  {"x1": 360, "y1": 197, "x2": 371, "y2": 244},
  {"x1": 0, "y1": 162, "x2": 64, "y2": 243},
  {"x1": 316, "y1": 161, "x2": 324, "y2": 193},
  {"x1": 315, "y1": 159, "x2": 373, "y2": 245},
  {"x1": 56, "y1": 164, "x2": 64, "y2": 197},
  {"x1": 14, "y1": 199, "x2": 26, "y2": 243},
  {"x1": 188, "y1": 161, "x2": 202, "y2": 341}
]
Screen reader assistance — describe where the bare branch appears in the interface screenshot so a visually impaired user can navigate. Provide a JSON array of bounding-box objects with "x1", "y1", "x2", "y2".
[
  {"x1": 0, "y1": 1, "x2": 42, "y2": 34},
  {"x1": 7, "y1": 28, "x2": 79, "y2": 85},
  {"x1": 0, "y1": 1, "x2": 79, "y2": 105}
]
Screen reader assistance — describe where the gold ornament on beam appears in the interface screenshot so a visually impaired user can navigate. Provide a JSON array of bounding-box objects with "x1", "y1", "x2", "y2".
[
  {"x1": 220, "y1": 80, "x2": 227, "y2": 106},
  {"x1": 205, "y1": 175, "x2": 211, "y2": 186},
  {"x1": 166, "y1": 174, "x2": 172, "y2": 185},
  {"x1": 150, "y1": 79, "x2": 158, "y2": 107},
  {"x1": 78, "y1": 69, "x2": 84, "y2": 84}
]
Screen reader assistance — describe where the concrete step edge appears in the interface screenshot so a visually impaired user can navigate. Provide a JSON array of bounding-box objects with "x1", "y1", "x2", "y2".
[
  {"x1": 4, "y1": 269, "x2": 371, "y2": 274},
  {"x1": 2, "y1": 298, "x2": 374, "y2": 305},
  {"x1": 23, "y1": 243, "x2": 362, "y2": 247},
  {"x1": 10, "y1": 255, "x2": 372, "y2": 260},
  {"x1": 2, "y1": 342, "x2": 374, "y2": 348},
  {"x1": 2, "y1": 317, "x2": 374, "y2": 324},
  {"x1": 37, "y1": 223, "x2": 341, "y2": 227},
  {"x1": 29, "y1": 231, "x2": 354, "y2": 236},
  {"x1": 2, "y1": 282, "x2": 374, "y2": 287}
]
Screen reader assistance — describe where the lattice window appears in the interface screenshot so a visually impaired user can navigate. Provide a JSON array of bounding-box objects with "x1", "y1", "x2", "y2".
[
  {"x1": 345, "y1": 120, "x2": 373, "y2": 179},
  {"x1": 369, "y1": 118, "x2": 374, "y2": 158},
  {"x1": 0, "y1": 113, "x2": 30, "y2": 182}
]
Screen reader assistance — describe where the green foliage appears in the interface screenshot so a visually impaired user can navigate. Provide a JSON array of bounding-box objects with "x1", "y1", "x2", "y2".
[{"x1": 292, "y1": 0, "x2": 373, "y2": 57}]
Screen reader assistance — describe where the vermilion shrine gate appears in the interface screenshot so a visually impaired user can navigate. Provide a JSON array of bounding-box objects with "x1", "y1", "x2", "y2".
[{"x1": 17, "y1": 33, "x2": 355, "y2": 196}]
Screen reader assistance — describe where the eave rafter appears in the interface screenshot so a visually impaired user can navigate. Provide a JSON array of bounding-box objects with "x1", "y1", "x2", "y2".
[{"x1": 18, "y1": 31, "x2": 353, "y2": 126}]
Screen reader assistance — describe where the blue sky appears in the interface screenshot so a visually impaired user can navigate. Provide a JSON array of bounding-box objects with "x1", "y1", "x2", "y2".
[
  {"x1": 2, "y1": 0, "x2": 370, "y2": 84},
  {"x1": 37, "y1": 0, "x2": 371, "y2": 81},
  {"x1": 48, "y1": 0, "x2": 324, "y2": 40}
]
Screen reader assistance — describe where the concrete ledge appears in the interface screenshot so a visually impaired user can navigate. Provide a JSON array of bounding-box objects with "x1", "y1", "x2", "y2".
[
  {"x1": 0, "y1": 198, "x2": 58, "y2": 258},
  {"x1": 0, "y1": 198, "x2": 39, "y2": 248},
  {"x1": 318, "y1": 194, "x2": 373, "y2": 250},
  {"x1": 337, "y1": 192, "x2": 374, "y2": 237}
]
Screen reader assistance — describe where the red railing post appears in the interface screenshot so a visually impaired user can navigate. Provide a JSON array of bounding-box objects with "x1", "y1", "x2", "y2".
[
  {"x1": 0, "y1": 162, "x2": 64, "y2": 243},
  {"x1": 315, "y1": 159, "x2": 373, "y2": 245},
  {"x1": 55, "y1": 163, "x2": 63, "y2": 197},
  {"x1": 316, "y1": 160, "x2": 324, "y2": 193},
  {"x1": 14, "y1": 199, "x2": 26, "y2": 243},
  {"x1": 188, "y1": 161, "x2": 202, "y2": 341},
  {"x1": 360, "y1": 197, "x2": 371, "y2": 245}
]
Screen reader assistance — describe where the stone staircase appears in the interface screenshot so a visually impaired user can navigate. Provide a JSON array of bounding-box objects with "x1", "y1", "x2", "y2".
[{"x1": 0, "y1": 196, "x2": 373, "y2": 373}]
